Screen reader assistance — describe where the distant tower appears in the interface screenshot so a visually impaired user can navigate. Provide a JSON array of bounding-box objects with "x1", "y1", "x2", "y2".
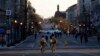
[{"x1": 57, "y1": 4, "x2": 59, "y2": 11}]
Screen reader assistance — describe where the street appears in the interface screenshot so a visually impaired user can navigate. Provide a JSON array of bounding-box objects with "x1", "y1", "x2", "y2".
[
  {"x1": 0, "y1": 32, "x2": 99, "y2": 56},
  {"x1": 13, "y1": 33, "x2": 100, "y2": 49},
  {"x1": 0, "y1": 0, "x2": 100, "y2": 56},
  {"x1": 0, "y1": 49, "x2": 100, "y2": 56},
  {"x1": 0, "y1": 31, "x2": 100, "y2": 56},
  {"x1": 0, "y1": 53, "x2": 99, "y2": 56}
]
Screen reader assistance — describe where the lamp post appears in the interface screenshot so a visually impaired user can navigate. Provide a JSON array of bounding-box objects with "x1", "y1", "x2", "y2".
[
  {"x1": 14, "y1": 20, "x2": 18, "y2": 24},
  {"x1": 20, "y1": 22, "x2": 23, "y2": 25},
  {"x1": 6, "y1": 9, "x2": 12, "y2": 47},
  {"x1": 38, "y1": 21, "x2": 42, "y2": 25},
  {"x1": 19, "y1": 22, "x2": 23, "y2": 41},
  {"x1": 31, "y1": 26, "x2": 34, "y2": 34},
  {"x1": 14, "y1": 20, "x2": 18, "y2": 44},
  {"x1": 38, "y1": 21, "x2": 42, "y2": 31},
  {"x1": 59, "y1": 20, "x2": 63, "y2": 23}
]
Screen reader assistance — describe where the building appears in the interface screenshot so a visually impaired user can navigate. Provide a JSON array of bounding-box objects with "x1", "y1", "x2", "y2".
[
  {"x1": 0, "y1": 0, "x2": 6, "y2": 26},
  {"x1": 0, "y1": 0, "x2": 27, "y2": 26},
  {"x1": 77, "y1": 0, "x2": 91, "y2": 15},
  {"x1": 27, "y1": 1, "x2": 36, "y2": 35},
  {"x1": 54, "y1": 5, "x2": 66, "y2": 19},
  {"x1": 0, "y1": 0, "x2": 29, "y2": 47},
  {"x1": 91, "y1": 3, "x2": 100, "y2": 31},
  {"x1": 76, "y1": 0, "x2": 99, "y2": 27},
  {"x1": 66, "y1": 4, "x2": 77, "y2": 26},
  {"x1": 77, "y1": 0, "x2": 99, "y2": 18},
  {"x1": 75, "y1": 0, "x2": 100, "y2": 36}
]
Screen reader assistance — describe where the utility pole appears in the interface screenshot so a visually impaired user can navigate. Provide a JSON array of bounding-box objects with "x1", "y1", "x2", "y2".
[{"x1": 6, "y1": 9, "x2": 11, "y2": 47}]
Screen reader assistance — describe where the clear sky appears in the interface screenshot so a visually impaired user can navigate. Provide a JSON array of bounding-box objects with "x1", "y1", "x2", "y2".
[{"x1": 29, "y1": 0, "x2": 77, "y2": 18}]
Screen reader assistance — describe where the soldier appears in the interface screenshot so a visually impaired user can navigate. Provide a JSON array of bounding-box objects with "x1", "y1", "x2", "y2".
[{"x1": 40, "y1": 38, "x2": 46, "y2": 53}]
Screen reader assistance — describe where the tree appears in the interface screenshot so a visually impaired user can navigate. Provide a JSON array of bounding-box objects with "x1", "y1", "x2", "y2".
[
  {"x1": 29, "y1": 13, "x2": 43, "y2": 32},
  {"x1": 50, "y1": 17, "x2": 73, "y2": 33}
]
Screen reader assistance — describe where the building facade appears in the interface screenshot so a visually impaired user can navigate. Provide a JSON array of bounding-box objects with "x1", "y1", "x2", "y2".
[
  {"x1": 66, "y1": 4, "x2": 77, "y2": 26},
  {"x1": 0, "y1": 0, "x2": 30, "y2": 47},
  {"x1": 27, "y1": 1, "x2": 36, "y2": 35},
  {"x1": 76, "y1": 0, "x2": 100, "y2": 26},
  {"x1": 77, "y1": 0, "x2": 91, "y2": 15},
  {"x1": 0, "y1": 0, "x2": 26, "y2": 26},
  {"x1": 0, "y1": 0, "x2": 6, "y2": 26},
  {"x1": 77, "y1": 0, "x2": 99, "y2": 17},
  {"x1": 54, "y1": 5, "x2": 66, "y2": 19}
]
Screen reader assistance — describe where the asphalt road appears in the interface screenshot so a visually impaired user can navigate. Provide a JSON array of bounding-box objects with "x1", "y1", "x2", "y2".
[
  {"x1": 0, "y1": 49, "x2": 100, "y2": 54},
  {"x1": 0, "y1": 53, "x2": 100, "y2": 56},
  {"x1": 0, "y1": 49, "x2": 100, "y2": 56},
  {"x1": 13, "y1": 33, "x2": 100, "y2": 49}
]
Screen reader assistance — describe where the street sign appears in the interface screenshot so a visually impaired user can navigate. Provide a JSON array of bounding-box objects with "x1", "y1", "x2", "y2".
[{"x1": 6, "y1": 10, "x2": 11, "y2": 15}]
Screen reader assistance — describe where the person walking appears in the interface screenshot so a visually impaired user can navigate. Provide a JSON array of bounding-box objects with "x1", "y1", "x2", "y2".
[
  {"x1": 80, "y1": 32, "x2": 84, "y2": 43},
  {"x1": 97, "y1": 32, "x2": 100, "y2": 43},
  {"x1": 84, "y1": 33, "x2": 88, "y2": 43},
  {"x1": 39, "y1": 37, "x2": 46, "y2": 53},
  {"x1": 75, "y1": 31, "x2": 79, "y2": 39},
  {"x1": 45, "y1": 36, "x2": 48, "y2": 41}
]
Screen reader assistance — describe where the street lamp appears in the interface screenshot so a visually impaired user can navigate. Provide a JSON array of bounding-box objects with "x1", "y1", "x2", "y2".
[
  {"x1": 83, "y1": 24, "x2": 85, "y2": 26},
  {"x1": 19, "y1": 22, "x2": 23, "y2": 41},
  {"x1": 14, "y1": 20, "x2": 18, "y2": 24},
  {"x1": 79, "y1": 24, "x2": 81, "y2": 27},
  {"x1": 7, "y1": 20, "x2": 18, "y2": 46},
  {"x1": 31, "y1": 26, "x2": 34, "y2": 29},
  {"x1": 31, "y1": 26, "x2": 34, "y2": 31},
  {"x1": 59, "y1": 20, "x2": 63, "y2": 23},
  {"x1": 55, "y1": 25, "x2": 58, "y2": 29},
  {"x1": 31, "y1": 22, "x2": 33, "y2": 24},
  {"x1": 67, "y1": 29, "x2": 70, "y2": 36},
  {"x1": 14, "y1": 20, "x2": 18, "y2": 44},
  {"x1": 38, "y1": 21, "x2": 42, "y2": 24},
  {"x1": 20, "y1": 22, "x2": 23, "y2": 25}
]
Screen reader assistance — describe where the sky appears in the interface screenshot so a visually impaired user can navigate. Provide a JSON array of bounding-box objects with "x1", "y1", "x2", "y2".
[{"x1": 29, "y1": 0, "x2": 77, "y2": 18}]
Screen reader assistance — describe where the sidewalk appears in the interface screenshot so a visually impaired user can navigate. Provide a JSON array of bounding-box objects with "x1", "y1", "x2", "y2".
[
  {"x1": 58, "y1": 34, "x2": 100, "y2": 48},
  {"x1": 0, "y1": 35, "x2": 35, "y2": 50}
]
